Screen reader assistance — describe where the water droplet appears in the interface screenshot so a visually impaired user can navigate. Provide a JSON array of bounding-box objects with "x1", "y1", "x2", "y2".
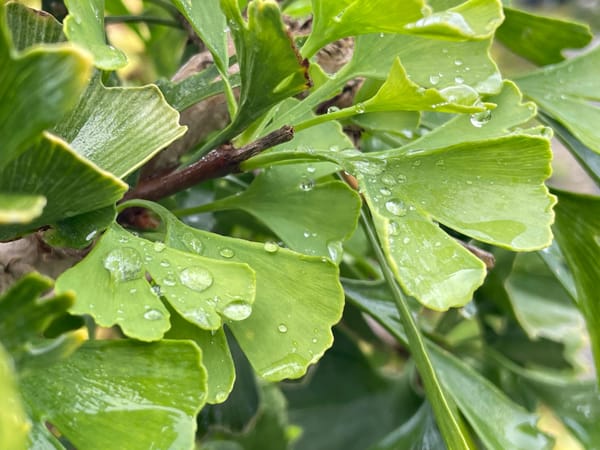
[
  {"x1": 306, "y1": 165, "x2": 316, "y2": 174},
  {"x1": 385, "y1": 199, "x2": 408, "y2": 217},
  {"x1": 180, "y1": 267, "x2": 213, "y2": 292},
  {"x1": 429, "y1": 74, "x2": 440, "y2": 85},
  {"x1": 381, "y1": 174, "x2": 396, "y2": 186},
  {"x1": 312, "y1": 337, "x2": 318, "y2": 344},
  {"x1": 162, "y1": 275, "x2": 177, "y2": 287},
  {"x1": 388, "y1": 221, "x2": 400, "y2": 236},
  {"x1": 412, "y1": 160, "x2": 422, "y2": 168},
  {"x1": 85, "y1": 230, "x2": 97, "y2": 242},
  {"x1": 354, "y1": 102, "x2": 365, "y2": 114},
  {"x1": 129, "y1": 288, "x2": 137, "y2": 294},
  {"x1": 435, "y1": 159, "x2": 445, "y2": 167},
  {"x1": 153, "y1": 242, "x2": 166, "y2": 252},
  {"x1": 397, "y1": 174, "x2": 407, "y2": 184},
  {"x1": 299, "y1": 177, "x2": 315, "y2": 191},
  {"x1": 470, "y1": 109, "x2": 492, "y2": 128},
  {"x1": 379, "y1": 187, "x2": 392, "y2": 196},
  {"x1": 403, "y1": 237, "x2": 410, "y2": 244},
  {"x1": 118, "y1": 236, "x2": 129, "y2": 244},
  {"x1": 454, "y1": 76, "x2": 464, "y2": 84},
  {"x1": 215, "y1": 391, "x2": 228, "y2": 403},
  {"x1": 103, "y1": 247, "x2": 143, "y2": 282},
  {"x1": 221, "y1": 300, "x2": 252, "y2": 321},
  {"x1": 454, "y1": 59, "x2": 463, "y2": 66},
  {"x1": 263, "y1": 240, "x2": 279, "y2": 253},
  {"x1": 144, "y1": 309, "x2": 164, "y2": 321},
  {"x1": 219, "y1": 248, "x2": 235, "y2": 258},
  {"x1": 278, "y1": 324, "x2": 288, "y2": 333},
  {"x1": 466, "y1": 180, "x2": 473, "y2": 185},
  {"x1": 327, "y1": 240, "x2": 343, "y2": 264},
  {"x1": 160, "y1": 260, "x2": 170, "y2": 268},
  {"x1": 182, "y1": 232, "x2": 204, "y2": 254},
  {"x1": 327, "y1": 105, "x2": 340, "y2": 114}
]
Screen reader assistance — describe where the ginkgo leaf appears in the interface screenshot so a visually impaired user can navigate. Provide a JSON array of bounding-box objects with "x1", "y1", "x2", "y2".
[
  {"x1": 517, "y1": 46, "x2": 600, "y2": 154},
  {"x1": 125, "y1": 200, "x2": 344, "y2": 382},
  {"x1": 6, "y1": 2, "x2": 65, "y2": 50},
  {"x1": 56, "y1": 223, "x2": 257, "y2": 340},
  {"x1": 53, "y1": 73, "x2": 187, "y2": 179},
  {"x1": 0, "y1": 344, "x2": 28, "y2": 450},
  {"x1": 63, "y1": 0, "x2": 127, "y2": 70},
  {"x1": 301, "y1": 0, "x2": 503, "y2": 58},
  {"x1": 496, "y1": 7, "x2": 592, "y2": 66},
  {"x1": 0, "y1": 133, "x2": 127, "y2": 241}
]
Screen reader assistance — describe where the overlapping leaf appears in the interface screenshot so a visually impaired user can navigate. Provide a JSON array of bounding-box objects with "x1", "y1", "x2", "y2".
[
  {"x1": 552, "y1": 190, "x2": 600, "y2": 380},
  {"x1": 53, "y1": 73, "x2": 187, "y2": 178},
  {"x1": 301, "y1": 0, "x2": 503, "y2": 58},
  {"x1": 0, "y1": 133, "x2": 127, "y2": 241},
  {"x1": 346, "y1": 286, "x2": 554, "y2": 450},
  {"x1": 0, "y1": 11, "x2": 91, "y2": 170},
  {"x1": 496, "y1": 7, "x2": 592, "y2": 66},
  {"x1": 128, "y1": 201, "x2": 345, "y2": 383},
  {"x1": 57, "y1": 223, "x2": 257, "y2": 340},
  {"x1": 63, "y1": 0, "x2": 127, "y2": 70},
  {"x1": 203, "y1": 119, "x2": 361, "y2": 259},
  {"x1": 517, "y1": 47, "x2": 600, "y2": 154},
  {"x1": 6, "y1": 2, "x2": 65, "y2": 50},
  {"x1": 19, "y1": 340, "x2": 207, "y2": 450},
  {"x1": 202, "y1": 0, "x2": 310, "y2": 152}
]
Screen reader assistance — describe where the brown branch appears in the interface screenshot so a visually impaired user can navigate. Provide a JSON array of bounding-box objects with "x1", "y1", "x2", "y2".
[{"x1": 123, "y1": 126, "x2": 294, "y2": 202}]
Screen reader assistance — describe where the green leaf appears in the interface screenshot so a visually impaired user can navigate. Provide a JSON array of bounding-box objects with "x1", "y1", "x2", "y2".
[
  {"x1": 170, "y1": 0, "x2": 228, "y2": 76},
  {"x1": 19, "y1": 340, "x2": 207, "y2": 450},
  {"x1": 165, "y1": 306, "x2": 235, "y2": 404},
  {"x1": 63, "y1": 0, "x2": 127, "y2": 70},
  {"x1": 538, "y1": 112, "x2": 600, "y2": 186},
  {"x1": 0, "y1": 193, "x2": 46, "y2": 224},
  {"x1": 347, "y1": 287, "x2": 554, "y2": 450},
  {"x1": 56, "y1": 223, "x2": 257, "y2": 340},
  {"x1": 301, "y1": 0, "x2": 503, "y2": 58},
  {"x1": 496, "y1": 7, "x2": 592, "y2": 66},
  {"x1": 0, "y1": 20, "x2": 91, "y2": 170},
  {"x1": 53, "y1": 73, "x2": 187, "y2": 179},
  {"x1": 129, "y1": 200, "x2": 344, "y2": 382},
  {"x1": 43, "y1": 206, "x2": 117, "y2": 249},
  {"x1": 517, "y1": 47, "x2": 600, "y2": 154},
  {"x1": 202, "y1": 0, "x2": 310, "y2": 152},
  {"x1": 0, "y1": 273, "x2": 85, "y2": 372},
  {"x1": 0, "y1": 343, "x2": 29, "y2": 450},
  {"x1": 282, "y1": 329, "x2": 424, "y2": 450},
  {"x1": 6, "y1": 2, "x2": 65, "y2": 50},
  {"x1": 0, "y1": 133, "x2": 127, "y2": 241},
  {"x1": 552, "y1": 190, "x2": 600, "y2": 380}
]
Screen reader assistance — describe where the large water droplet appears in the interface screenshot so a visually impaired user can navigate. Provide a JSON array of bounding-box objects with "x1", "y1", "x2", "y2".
[
  {"x1": 470, "y1": 109, "x2": 492, "y2": 128},
  {"x1": 385, "y1": 199, "x2": 408, "y2": 217},
  {"x1": 327, "y1": 240, "x2": 343, "y2": 264},
  {"x1": 299, "y1": 177, "x2": 315, "y2": 191},
  {"x1": 103, "y1": 247, "x2": 143, "y2": 282},
  {"x1": 219, "y1": 248, "x2": 235, "y2": 258},
  {"x1": 354, "y1": 102, "x2": 365, "y2": 114},
  {"x1": 144, "y1": 308, "x2": 165, "y2": 321},
  {"x1": 180, "y1": 267, "x2": 213, "y2": 292},
  {"x1": 221, "y1": 300, "x2": 252, "y2": 321},
  {"x1": 327, "y1": 105, "x2": 340, "y2": 114}
]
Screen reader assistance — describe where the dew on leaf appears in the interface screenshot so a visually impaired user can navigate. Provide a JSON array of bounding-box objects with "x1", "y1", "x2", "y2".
[
  {"x1": 278, "y1": 324, "x2": 288, "y2": 333},
  {"x1": 221, "y1": 300, "x2": 253, "y2": 321},
  {"x1": 385, "y1": 199, "x2": 408, "y2": 217},
  {"x1": 306, "y1": 165, "x2": 316, "y2": 174},
  {"x1": 162, "y1": 275, "x2": 177, "y2": 287},
  {"x1": 381, "y1": 174, "x2": 396, "y2": 186},
  {"x1": 103, "y1": 247, "x2": 143, "y2": 282},
  {"x1": 397, "y1": 174, "x2": 407, "y2": 184},
  {"x1": 153, "y1": 241, "x2": 166, "y2": 252},
  {"x1": 299, "y1": 177, "x2": 315, "y2": 191},
  {"x1": 264, "y1": 241, "x2": 279, "y2": 253},
  {"x1": 379, "y1": 187, "x2": 392, "y2": 196},
  {"x1": 327, "y1": 105, "x2": 340, "y2": 114},
  {"x1": 182, "y1": 232, "x2": 204, "y2": 255},
  {"x1": 143, "y1": 309, "x2": 164, "y2": 321},
  {"x1": 429, "y1": 74, "x2": 440, "y2": 85},
  {"x1": 470, "y1": 109, "x2": 492, "y2": 128},
  {"x1": 179, "y1": 267, "x2": 213, "y2": 292},
  {"x1": 215, "y1": 391, "x2": 228, "y2": 403},
  {"x1": 354, "y1": 103, "x2": 365, "y2": 114},
  {"x1": 160, "y1": 260, "x2": 170, "y2": 268},
  {"x1": 327, "y1": 240, "x2": 343, "y2": 264},
  {"x1": 219, "y1": 248, "x2": 235, "y2": 258}
]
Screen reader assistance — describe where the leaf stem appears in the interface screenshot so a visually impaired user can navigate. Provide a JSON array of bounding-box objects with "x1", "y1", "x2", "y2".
[
  {"x1": 360, "y1": 208, "x2": 470, "y2": 450},
  {"x1": 294, "y1": 105, "x2": 361, "y2": 132},
  {"x1": 123, "y1": 126, "x2": 294, "y2": 202}
]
